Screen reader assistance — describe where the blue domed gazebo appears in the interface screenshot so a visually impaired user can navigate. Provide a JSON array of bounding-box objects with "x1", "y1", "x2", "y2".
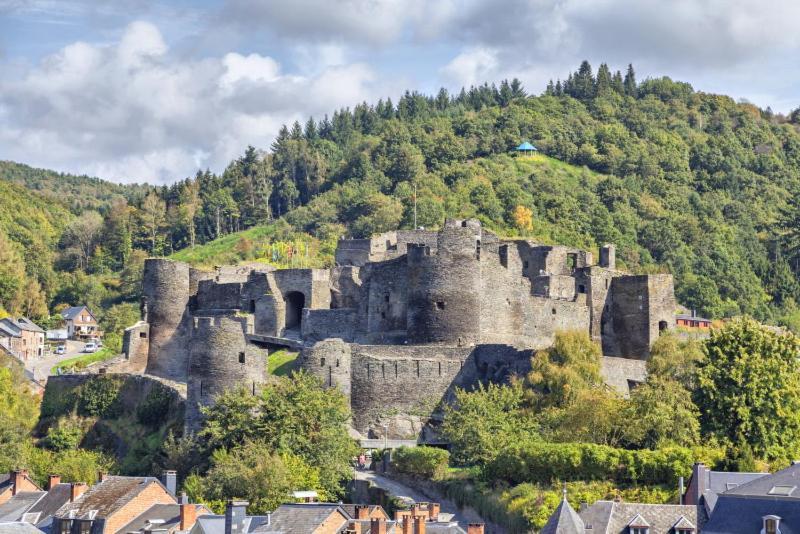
[{"x1": 515, "y1": 141, "x2": 538, "y2": 157}]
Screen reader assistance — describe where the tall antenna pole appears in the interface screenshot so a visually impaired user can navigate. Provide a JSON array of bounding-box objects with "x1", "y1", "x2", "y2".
[{"x1": 413, "y1": 184, "x2": 418, "y2": 229}]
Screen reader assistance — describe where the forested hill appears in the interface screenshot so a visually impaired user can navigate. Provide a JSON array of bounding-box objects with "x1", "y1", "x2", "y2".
[{"x1": 3, "y1": 61, "x2": 800, "y2": 329}]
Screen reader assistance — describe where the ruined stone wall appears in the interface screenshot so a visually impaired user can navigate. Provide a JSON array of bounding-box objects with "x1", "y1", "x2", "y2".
[
  {"x1": 647, "y1": 274, "x2": 676, "y2": 346},
  {"x1": 302, "y1": 308, "x2": 358, "y2": 342},
  {"x1": 143, "y1": 259, "x2": 193, "y2": 381},
  {"x1": 254, "y1": 294, "x2": 281, "y2": 336},
  {"x1": 363, "y1": 258, "x2": 409, "y2": 342},
  {"x1": 606, "y1": 276, "x2": 650, "y2": 358},
  {"x1": 577, "y1": 266, "x2": 616, "y2": 343},
  {"x1": 195, "y1": 280, "x2": 243, "y2": 311},
  {"x1": 531, "y1": 274, "x2": 577, "y2": 300},
  {"x1": 271, "y1": 269, "x2": 332, "y2": 308},
  {"x1": 186, "y1": 315, "x2": 267, "y2": 432},
  {"x1": 330, "y1": 266, "x2": 362, "y2": 309},
  {"x1": 121, "y1": 322, "x2": 150, "y2": 373},
  {"x1": 406, "y1": 223, "x2": 482, "y2": 345}
]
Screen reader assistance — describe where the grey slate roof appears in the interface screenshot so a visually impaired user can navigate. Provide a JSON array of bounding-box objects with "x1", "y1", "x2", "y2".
[
  {"x1": 724, "y1": 463, "x2": 800, "y2": 499},
  {"x1": 0, "y1": 522, "x2": 46, "y2": 534},
  {"x1": 0, "y1": 322, "x2": 19, "y2": 338},
  {"x1": 10, "y1": 318, "x2": 44, "y2": 333},
  {"x1": 0, "y1": 493, "x2": 46, "y2": 523},
  {"x1": 191, "y1": 515, "x2": 270, "y2": 534},
  {"x1": 54, "y1": 477, "x2": 173, "y2": 520},
  {"x1": 701, "y1": 470, "x2": 768, "y2": 512},
  {"x1": 60, "y1": 307, "x2": 94, "y2": 322},
  {"x1": 540, "y1": 498, "x2": 584, "y2": 534},
  {"x1": 251, "y1": 504, "x2": 347, "y2": 534},
  {"x1": 118, "y1": 503, "x2": 209, "y2": 533},
  {"x1": 702, "y1": 495, "x2": 800, "y2": 534},
  {"x1": 580, "y1": 501, "x2": 701, "y2": 534},
  {"x1": 27, "y1": 484, "x2": 73, "y2": 527}
]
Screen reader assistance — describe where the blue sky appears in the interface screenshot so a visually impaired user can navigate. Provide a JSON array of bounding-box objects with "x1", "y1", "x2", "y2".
[{"x1": 1, "y1": 0, "x2": 798, "y2": 184}]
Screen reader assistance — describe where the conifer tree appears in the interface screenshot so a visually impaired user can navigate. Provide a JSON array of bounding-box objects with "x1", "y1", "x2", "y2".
[
  {"x1": 510, "y1": 78, "x2": 525, "y2": 98},
  {"x1": 595, "y1": 63, "x2": 612, "y2": 95},
  {"x1": 304, "y1": 117, "x2": 318, "y2": 141},
  {"x1": 574, "y1": 60, "x2": 595, "y2": 99},
  {"x1": 624, "y1": 63, "x2": 637, "y2": 97},
  {"x1": 612, "y1": 70, "x2": 624, "y2": 93},
  {"x1": 545, "y1": 80, "x2": 556, "y2": 96}
]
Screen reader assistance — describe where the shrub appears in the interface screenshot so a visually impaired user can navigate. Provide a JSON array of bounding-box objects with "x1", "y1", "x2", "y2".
[
  {"x1": 392, "y1": 446, "x2": 449, "y2": 479},
  {"x1": 43, "y1": 417, "x2": 86, "y2": 451},
  {"x1": 485, "y1": 441, "x2": 721, "y2": 486},
  {"x1": 77, "y1": 376, "x2": 122, "y2": 418},
  {"x1": 137, "y1": 386, "x2": 173, "y2": 427}
]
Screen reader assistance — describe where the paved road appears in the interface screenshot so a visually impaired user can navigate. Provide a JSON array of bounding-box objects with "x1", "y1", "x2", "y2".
[
  {"x1": 354, "y1": 470, "x2": 482, "y2": 529},
  {"x1": 28, "y1": 339, "x2": 86, "y2": 381}
]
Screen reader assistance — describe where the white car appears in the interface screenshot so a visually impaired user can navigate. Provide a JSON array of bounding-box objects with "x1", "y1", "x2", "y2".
[
  {"x1": 55, "y1": 345, "x2": 66, "y2": 355},
  {"x1": 83, "y1": 342, "x2": 98, "y2": 353}
]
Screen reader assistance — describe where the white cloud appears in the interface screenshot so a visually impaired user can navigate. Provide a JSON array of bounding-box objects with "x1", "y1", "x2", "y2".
[
  {"x1": 440, "y1": 47, "x2": 499, "y2": 88},
  {"x1": 0, "y1": 21, "x2": 381, "y2": 183}
]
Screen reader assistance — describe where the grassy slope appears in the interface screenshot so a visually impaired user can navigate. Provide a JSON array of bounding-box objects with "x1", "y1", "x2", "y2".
[
  {"x1": 51, "y1": 347, "x2": 117, "y2": 374},
  {"x1": 268, "y1": 349, "x2": 299, "y2": 376},
  {"x1": 169, "y1": 154, "x2": 604, "y2": 269}
]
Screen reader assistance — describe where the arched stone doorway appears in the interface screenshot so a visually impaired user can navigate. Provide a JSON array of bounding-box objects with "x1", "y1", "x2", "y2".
[{"x1": 284, "y1": 291, "x2": 305, "y2": 331}]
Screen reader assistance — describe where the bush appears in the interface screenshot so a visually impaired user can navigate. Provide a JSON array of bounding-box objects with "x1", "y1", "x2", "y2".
[
  {"x1": 392, "y1": 446, "x2": 449, "y2": 479},
  {"x1": 137, "y1": 386, "x2": 173, "y2": 427},
  {"x1": 485, "y1": 441, "x2": 722, "y2": 486},
  {"x1": 43, "y1": 417, "x2": 86, "y2": 451},
  {"x1": 77, "y1": 376, "x2": 122, "y2": 418}
]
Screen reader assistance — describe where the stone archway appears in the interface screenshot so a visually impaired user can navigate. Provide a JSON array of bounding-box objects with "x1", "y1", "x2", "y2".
[{"x1": 284, "y1": 291, "x2": 305, "y2": 331}]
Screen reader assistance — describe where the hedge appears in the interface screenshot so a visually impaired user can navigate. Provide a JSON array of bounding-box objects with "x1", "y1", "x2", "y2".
[
  {"x1": 392, "y1": 446, "x2": 450, "y2": 479},
  {"x1": 485, "y1": 441, "x2": 722, "y2": 486}
]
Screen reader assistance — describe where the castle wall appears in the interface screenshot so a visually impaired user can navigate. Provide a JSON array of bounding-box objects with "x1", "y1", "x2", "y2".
[
  {"x1": 300, "y1": 338, "x2": 352, "y2": 398},
  {"x1": 302, "y1": 308, "x2": 358, "y2": 342},
  {"x1": 606, "y1": 276, "x2": 650, "y2": 358},
  {"x1": 195, "y1": 280, "x2": 243, "y2": 311},
  {"x1": 364, "y1": 258, "x2": 408, "y2": 341},
  {"x1": 254, "y1": 294, "x2": 282, "y2": 336},
  {"x1": 121, "y1": 322, "x2": 150, "y2": 373},
  {"x1": 330, "y1": 266, "x2": 362, "y2": 309},
  {"x1": 186, "y1": 315, "x2": 267, "y2": 432},
  {"x1": 532, "y1": 274, "x2": 577, "y2": 299},
  {"x1": 143, "y1": 259, "x2": 193, "y2": 381},
  {"x1": 407, "y1": 223, "x2": 482, "y2": 345}
]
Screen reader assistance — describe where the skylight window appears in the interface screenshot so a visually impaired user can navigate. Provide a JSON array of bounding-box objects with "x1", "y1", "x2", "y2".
[{"x1": 768, "y1": 485, "x2": 796, "y2": 496}]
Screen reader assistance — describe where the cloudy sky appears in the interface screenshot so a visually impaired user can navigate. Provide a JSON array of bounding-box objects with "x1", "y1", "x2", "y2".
[{"x1": 1, "y1": 0, "x2": 799, "y2": 184}]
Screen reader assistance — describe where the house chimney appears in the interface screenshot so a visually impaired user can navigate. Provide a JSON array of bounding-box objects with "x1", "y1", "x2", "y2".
[
  {"x1": 395, "y1": 510, "x2": 412, "y2": 524},
  {"x1": 401, "y1": 517, "x2": 413, "y2": 534},
  {"x1": 679, "y1": 476, "x2": 685, "y2": 505},
  {"x1": 355, "y1": 505, "x2": 370, "y2": 520},
  {"x1": 11, "y1": 470, "x2": 27, "y2": 495},
  {"x1": 179, "y1": 493, "x2": 197, "y2": 531},
  {"x1": 429, "y1": 503, "x2": 440, "y2": 521},
  {"x1": 225, "y1": 500, "x2": 248, "y2": 534},
  {"x1": 467, "y1": 524, "x2": 485, "y2": 534},
  {"x1": 370, "y1": 518, "x2": 387, "y2": 534},
  {"x1": 346, "y1": 521, "x2": 362, "y2": 534},
  {"x1": 48, "y1": 474, "x2": 61, "y2": 490},
  {"x1": 161, "y1": 470, "x2": 177, "y2": 496},
  {"x1": 413, "y1": 516, "x2": 426, "y2": 534},
  {"x1": 70, "y1": 483, "x2": 88, "y2": 502}
]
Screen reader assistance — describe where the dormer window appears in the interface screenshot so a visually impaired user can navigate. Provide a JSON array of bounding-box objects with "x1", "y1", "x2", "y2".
[
  {"x1": 763, "y1": 515, "x2": 781, "y2": 534},
  {"x1": 628, "y1": 514, "x2": 649, "y2": 534}
]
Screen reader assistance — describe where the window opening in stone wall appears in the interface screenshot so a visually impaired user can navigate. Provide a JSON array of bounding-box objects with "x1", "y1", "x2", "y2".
[
  {"x1": 199, "y1": 381, "x2": 203, "y2": 396},
  {"x1": 552, "y1": 308, "x2": 557, "y2": 315},
  {"x1": 239, "y1": 352, "x2": 246, "y2": 364},
  {"x1": 329, "y1": 367, "x2": 333, "y2": 387},
  {"x1": 366, "y1": 363, "x2": 370, "y2": 378},
  {"x1": 252, "y1": 382, "x2": 256, "y2": 395},
  {"x1": 578, "y1": 284, "x2": 586, "y2": 293},
  {"x1": 330, "y1": 290, "x2": 338, "y2": 309},
  {"x1": 395, "y1": 362, "x2": 398, "y2": 378},
  {"x1": 250, "y1": 299, "x2": 256, "y2": 312},
  {"x1": 499, "y1": 245, "x2": 508, "y2": 268},
  {"x1": 566, "y1": 253, "x2": 577, "y2": 272},
  {"x1": 284, "y1": 291, "x2": 305, "y2": 331},
  {"x1": 384, "y1": 294, "x2": 390, "y2": 302},
  {"x1": 336, "y1": 359, "x2": 340, "y2": 367},
  {"x1": 659, "y1": 320, "x2": 668, "y2": 333},
  {"x1": 416, "y1": 360, "x2": 420, "y2": 377},
  {"x1": 438, "y1": 362, "x2": 442, "y2": 376},
  {"x1": 381, "y1": 311, "x2": 386, "y2": 319},
  {"x1": 461, "y1": 220, "x2": 467, "y2": 227},
  {"x1": 320, "y1": 357, "x2": 326, "y2": 367},
  {"x1": 382, "y1": 362, "x2": 385, "y2": 379},
  {"x1": 523, "y1": 260, "x2": 529, "y2": 269},
  {"x1": 139, "y1": 332, "x2": 147, "y2": 338},
  {"x1": 476, "y1": 239, "x2": 481, "y2": 260},
  {"x1": 436, "y1": 301, "x2": 446, "y2": 310}
]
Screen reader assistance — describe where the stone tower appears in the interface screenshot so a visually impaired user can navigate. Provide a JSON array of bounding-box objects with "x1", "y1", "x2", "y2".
[
  {"x1": 185, "y1": 316, "x2": 268, "y2": 432},
  {"x1": 407, "y1": 219, "x2": 483, "y2": 345}
]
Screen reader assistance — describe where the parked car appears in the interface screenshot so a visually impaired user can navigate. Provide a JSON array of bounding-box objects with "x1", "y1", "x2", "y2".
[
  {"x1": 83, "y1": 342, "x2": 98, "y2": 353},
  {"x1": 96, "y1": 339, "x2": 103, "y2": 347},
  {"x1": 55, "y1": 345, "x2": 66, "y2": 355}
]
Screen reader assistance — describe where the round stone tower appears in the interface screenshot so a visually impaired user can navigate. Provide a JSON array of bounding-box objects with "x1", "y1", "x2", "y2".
[
  {"x1": 407, "y1": 219, "x2": 483, "y2": 344},
  {"x1": 186, "y1": 316, "x2": 267, "y2": 432},
  {"x1": 142, "y1": 258, "x2": 192, "y2": 381},
  {"x1": 300, "y1": 338, "x2": 352, "y2": 398}
]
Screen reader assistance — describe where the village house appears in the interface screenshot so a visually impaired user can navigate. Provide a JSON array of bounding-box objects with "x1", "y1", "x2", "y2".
[
  {"x1": 0, "y1": 317, "x2": 45, "y2": 360},
  {"x1": 60, "y1": 306, "x2": 101, "y2": 341},
  {"x1": 0, "y1": 474, "x2": 76, "y2": 531},
  {"x1": 682, "y1": 462, "x2": 768, "y2": 516},
  {"x1": 0, "y1": 471, "x2": 42, "y2": 506},
  {"x1": 675, "y1": 311, "x2": 712, "y2": 329}
]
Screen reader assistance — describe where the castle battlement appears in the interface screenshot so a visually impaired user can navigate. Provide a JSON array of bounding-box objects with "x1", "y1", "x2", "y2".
[{"x1": 123, "y1": 219, "x2": 674, "y2": 438}]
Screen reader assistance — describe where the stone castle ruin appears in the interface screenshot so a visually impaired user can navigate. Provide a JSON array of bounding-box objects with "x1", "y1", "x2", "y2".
[{"x1": 123, "y1": 219, "x2": 675, "y2": 439}]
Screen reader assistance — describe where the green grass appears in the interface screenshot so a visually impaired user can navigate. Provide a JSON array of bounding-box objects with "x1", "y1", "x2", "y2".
[
  {"x1": 52, "y1": 347, "x2": 117, "y2": 374},
  {"x1": 169, "y1": 223, "x2": 332, "y2": 269},
  {"x1": 269, "y1": 349, "x2": 299, "y2": 376}
]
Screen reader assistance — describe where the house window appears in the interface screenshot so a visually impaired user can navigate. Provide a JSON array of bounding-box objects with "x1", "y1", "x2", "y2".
[
  {"x1": 57, "y1": 519, "x2": 72, "y2": 534},
  {"x1": 630, "y1": 528, "x2": 648, "y2": 534},
  {"x1": 763, "y1": 516, "x2": 780, "y2": 534}
]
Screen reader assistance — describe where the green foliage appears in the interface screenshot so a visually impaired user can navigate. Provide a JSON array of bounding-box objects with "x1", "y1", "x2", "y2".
[
  {"x1": 197, "y1": 442, "x2": 325, "y2": 514},
  {"x1": 52, "y1": 347, "x2": 117, "y2": 374},
  {"x1": 392, "y1": 446, "x2": 450, "y2": 479},
  {"x1": 0, "y1": 358, "x2": 40, "y2": 451},
  {"x1": 696, "y1": 317, "x2": 800, "y2": 462},
  {"x1": 268, "y1": 349, "x2": 299, "y2": 376},
  {"x1": 43, "y1": 416, "x2": 88, "y2": 452},
  {"x1": 198, "y1": 372, "x2": 358, "y2": 499},
  {"x1": 485, "y1": 441, "x2": 723, "y2": 486},
  {"x1": 0, "y1": 440, "x2": 115, "y2": 487},
  {"x1": 441, "y1": 382, "x2": 537, "y2": 466},
  {"x1": 137, "y1": 385, "x2": 174, "y2": 427},
  {"x1": 77, "y1": 376, "x2": 123, "y2": 418}
]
